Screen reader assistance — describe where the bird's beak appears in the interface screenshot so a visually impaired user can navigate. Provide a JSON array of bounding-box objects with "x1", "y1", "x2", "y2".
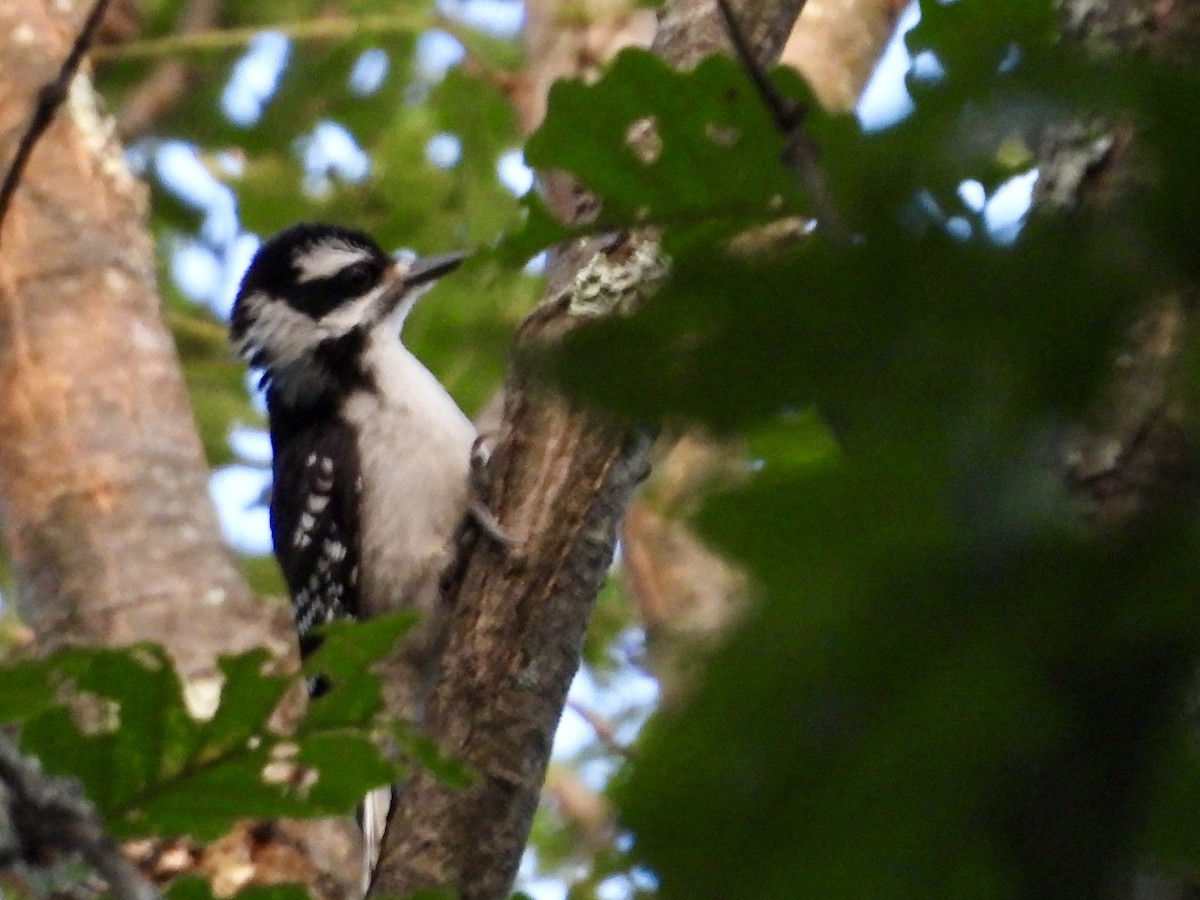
[
  {"x1": 373, "y1": 250, "x2": 467, "y2": 327},
  {"x1": 403, "y1": 250, "x2": 467, "y2": 287}
]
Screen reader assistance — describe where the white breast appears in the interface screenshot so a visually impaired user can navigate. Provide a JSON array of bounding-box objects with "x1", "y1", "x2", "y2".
[{"x1": 342, "y1": 329, "x2": 475, "y2": 624}]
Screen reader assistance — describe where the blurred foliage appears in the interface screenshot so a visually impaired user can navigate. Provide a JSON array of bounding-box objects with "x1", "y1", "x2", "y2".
[
  {"x1": 168, "y1": 876, "x2": 310, "y2": 900},
  {"x1": 503, "y1": 50, "x2": 808, "y2": 261},
  {"x1": 580, "y1": 577, "x2": 636, "y2": 672},
  {"x1": 499, "y1": 0, "x2": 1200, "y2": 898}
]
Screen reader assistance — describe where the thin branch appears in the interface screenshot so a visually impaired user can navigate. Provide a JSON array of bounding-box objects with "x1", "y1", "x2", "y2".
[
  {"x1": 716, "y1": 0, "x2": 807, "y2": 133},
  {"x1": 0, "y1": 732, "x2": 161, "y2": 900},
  {"x1": 115, "y1": 7, "x2": 503, "y2": 138},
  {"x1": 715, "y1": 0, "x2": 849, "y2": 242},
  {"x1": 93, "y1": 11, "x2": 434, "y2": 61},
  {"x1": 0, "y1": 0, "x2": 114, "y2": 243},
  {"x1": 567, "y1": 700, "x2": 630, "y2": 757}
]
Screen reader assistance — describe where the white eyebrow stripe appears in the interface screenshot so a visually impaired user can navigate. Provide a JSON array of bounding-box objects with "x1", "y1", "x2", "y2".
[{"x1": 293, "y1": 241, "x2": 373, "y2": 282}]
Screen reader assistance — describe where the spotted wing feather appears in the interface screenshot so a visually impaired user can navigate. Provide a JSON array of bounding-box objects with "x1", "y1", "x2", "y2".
[{"x1": 269, "y1": 417, "x2": 362, "y2": 656}]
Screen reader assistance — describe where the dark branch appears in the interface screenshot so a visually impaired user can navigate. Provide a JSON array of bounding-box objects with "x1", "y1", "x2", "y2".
[
  {"x1": 0, "y1": 0, "x2": 114, "y2": 242},
  {"x1": 715, "y1": 0, "x2": 806, "y2": 133},
  {"x1": 715, "y1": 0, "x2": 848, "y2": 242},
  {"x1": 0, "y1": 732, "x2": 161, "y2": 900}
]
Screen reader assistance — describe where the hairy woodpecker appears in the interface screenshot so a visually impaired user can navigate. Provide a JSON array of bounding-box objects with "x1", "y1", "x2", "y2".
[{"x1": 230, "y1": 222, "x2": 474, "y2": 880}]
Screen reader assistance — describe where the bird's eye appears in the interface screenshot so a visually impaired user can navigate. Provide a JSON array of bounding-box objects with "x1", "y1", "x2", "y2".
[{"x1": 338, "y1": 261, "x2": 379, "y2": 294}]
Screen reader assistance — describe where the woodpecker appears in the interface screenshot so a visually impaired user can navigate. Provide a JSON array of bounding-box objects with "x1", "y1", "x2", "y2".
[{"x1": 230, "y1": 222, "x2": 475, "y2": 883}]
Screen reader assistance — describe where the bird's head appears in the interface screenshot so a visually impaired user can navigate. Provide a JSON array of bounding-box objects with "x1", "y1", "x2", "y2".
[{"x1": 230, "y1": 222, "x2": 463, "y2": 406}]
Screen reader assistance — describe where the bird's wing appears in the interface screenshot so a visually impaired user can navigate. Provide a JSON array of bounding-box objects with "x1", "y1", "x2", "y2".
[{"x1": 270, "y1": 418, "x2": 363, "y2": 656}]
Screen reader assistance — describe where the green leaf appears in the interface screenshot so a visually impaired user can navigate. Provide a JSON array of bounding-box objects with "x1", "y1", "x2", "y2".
[
  {"x1": 0, "y1": 646, "x2": 98, "y2": 722},
  {"x1": 195, "y1": 651, "x2": 293, "y2": 762},
  {"x1": 540, "y1": 216, "x2": 1131, "y2": 433},
  {"x1": 907, "y1": 0, "x2": 1057, "y2": 91},
  {"x1": 495, "y1": 193, "x2": 584, "y2": 265},
  {"x1": 302, "y1": 611, "x2": 418, "y2": 730},
  {"x1": 504, "y1": 48, "x2": 814, "y2": 254}
]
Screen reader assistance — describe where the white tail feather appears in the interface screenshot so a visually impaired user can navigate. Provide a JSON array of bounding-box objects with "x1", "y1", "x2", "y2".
[{"x1": 361, "y1": 785, "x2": 393, "y2": 893}]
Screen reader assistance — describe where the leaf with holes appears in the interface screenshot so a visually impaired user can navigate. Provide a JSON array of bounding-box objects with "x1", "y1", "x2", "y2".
[{"x1": 501, "y1": 48, "x2": 821, "y2": 260}]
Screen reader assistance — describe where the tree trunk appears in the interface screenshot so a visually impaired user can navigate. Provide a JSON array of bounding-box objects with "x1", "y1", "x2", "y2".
[
  {"x1": 0, "y1": 0, "x2": 284, "y2": 766},
  {"x1": 782, "y1": 0, "x2": 909, "y2": 112},
  {"x1": 0, "y1": 4, "x2": 359, "y2": 896},
  {"x1": 1050, "y1": 2, "x2": 1200, "y2": 524}
]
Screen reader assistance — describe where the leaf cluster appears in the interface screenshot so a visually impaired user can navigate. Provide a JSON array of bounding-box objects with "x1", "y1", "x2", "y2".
[{"x1": 0, "y1": 613, "x2": 431, "y2": 843}]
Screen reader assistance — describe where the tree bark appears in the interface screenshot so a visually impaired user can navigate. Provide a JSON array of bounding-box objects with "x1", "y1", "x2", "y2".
[
  {"x1": 1048, "y1": 0, "x2": 1200, "y2": 525},
  {"x1": 782, "y1": 0, "x2": 908, "y2": 112},
  {"x1": 1040, "y1": 1, "x2": 1200, "y2": 890},
  {"x1": 369, "y1": 3, "x2": 805, "y2": 898},
  {"x1": 518, "y1": 0, "x2": 656, "y2": 134}
]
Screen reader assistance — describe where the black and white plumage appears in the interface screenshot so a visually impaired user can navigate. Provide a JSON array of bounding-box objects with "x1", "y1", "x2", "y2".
[
  {"x1": 230, "y1": 223, "x2": 475, "y2": 879},
  {"x1": 231, "y1": 222, "x2": 473, "y2": 647}
]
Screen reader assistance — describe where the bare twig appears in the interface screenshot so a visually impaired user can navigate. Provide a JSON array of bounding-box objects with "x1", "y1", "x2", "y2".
[
  {"x1": 715, "y1": 0, "x2": 848, "y2": 242},
  {"x1": 0, "y1": 0, "x2": 114, "y2": 242},
  {"x1": 0, "y1": 732, "x2": 161, "y2": 900},
  {"x1": 567, "y1": 700, "x2": 630, "y2": 756},
  {"x1": 94, "y1": 11, "x2": 433, "y2": 60},
  {"x1": 716, "y1": 0, "x2": 808, "y2": 132}
]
